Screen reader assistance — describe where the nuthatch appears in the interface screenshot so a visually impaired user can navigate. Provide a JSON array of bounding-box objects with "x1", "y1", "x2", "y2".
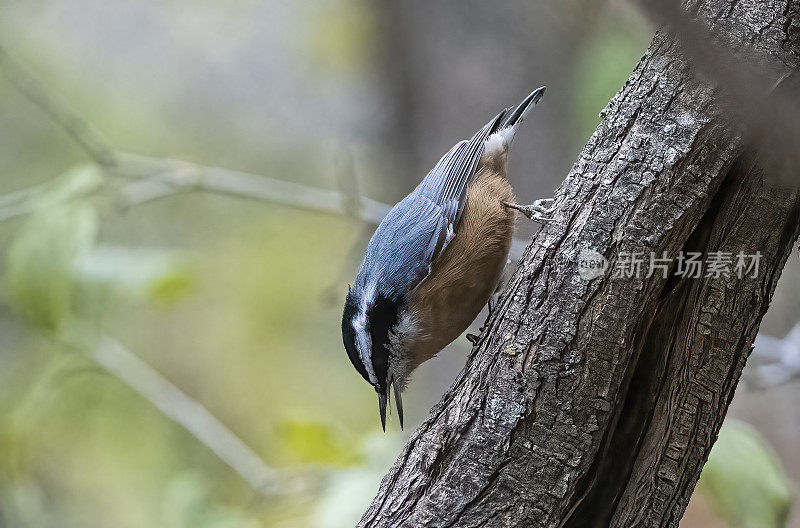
[{"x1": 342, "y1": 88, "x2": 553, "y2": 430}]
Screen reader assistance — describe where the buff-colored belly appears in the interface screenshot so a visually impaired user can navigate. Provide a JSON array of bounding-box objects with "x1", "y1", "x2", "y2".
[{"x1": 408, "y1": 164, "x2": 516, "y2": 367}]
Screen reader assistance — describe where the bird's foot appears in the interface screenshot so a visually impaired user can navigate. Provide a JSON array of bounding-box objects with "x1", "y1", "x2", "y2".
[
  {"x1": 503, "y1": 198, "x2": 556, "y2": 224},
  {"x1": 467, "y1": 292, "x2": 504, "y2": 345},
  {"x1": 487, "y1": 289, "x2": 503, "y2": 316}
]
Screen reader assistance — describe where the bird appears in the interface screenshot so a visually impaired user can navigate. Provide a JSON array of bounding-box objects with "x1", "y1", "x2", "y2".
[{"x1": 341, "y1": 87, "x2": 553, "y2": 430}]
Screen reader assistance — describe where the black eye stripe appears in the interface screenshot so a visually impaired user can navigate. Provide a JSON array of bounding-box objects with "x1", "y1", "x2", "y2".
[{"x1": 366, "y1": 294, "x2": 401, "y2": 392}]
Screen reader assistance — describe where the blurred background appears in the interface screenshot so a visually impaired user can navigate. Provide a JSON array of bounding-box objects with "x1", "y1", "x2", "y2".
[{"x1": 0, "y1": 0, "x2": 798, "y2": 527}]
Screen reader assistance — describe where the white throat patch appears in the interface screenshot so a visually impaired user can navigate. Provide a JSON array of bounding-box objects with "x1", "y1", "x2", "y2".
[{"x1": 353, "y1": 282, "x2": 378, "y2": 385}]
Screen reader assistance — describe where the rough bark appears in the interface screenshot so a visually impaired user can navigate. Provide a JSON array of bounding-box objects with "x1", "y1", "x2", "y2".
[{"x1": 359, "y1": 1, "x2": 800, "y2": 527}]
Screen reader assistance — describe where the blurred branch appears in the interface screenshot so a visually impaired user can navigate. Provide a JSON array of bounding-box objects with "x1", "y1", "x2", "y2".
[
  {"x1": 0, "y1": 153, "x2": 537, "y2": 262},
  {"x1": 114, "y1": 153, "x2": 392, "y2": 224},
  {"x1": 744, "y1": 323, "x2": 800, "y2": 389},
  {"x1": 0, "y1": 189, "x2": 47, "y2": 222},
  {"x1": 0, "y1": 45, "x2": 117, "y2": 167},
  {"x1": 0, "y1": 183, "x2": 49, "y2": 209},
  {"x1": 81, "y1": 332, "x2": 314, "y2": 496},
  {"x1": 0, "y1": 151, "x2": 392, "y2": 226},
  {"x1": 0, "y1": 44, "x2": 390, "y2": 224}
]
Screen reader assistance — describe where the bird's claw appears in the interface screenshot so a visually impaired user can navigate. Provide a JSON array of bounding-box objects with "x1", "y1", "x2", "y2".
[
  {"x1": 466, "y1": 333, "x2": 480, "y2": 345},
  {"x1": 503, "y1": 198, "x2": 556, "y2": 224}
]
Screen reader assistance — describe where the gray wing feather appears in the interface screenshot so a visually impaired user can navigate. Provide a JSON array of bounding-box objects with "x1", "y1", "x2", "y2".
[{"x1": 412, "y1": 110, "x2": 507, "y2": 264}]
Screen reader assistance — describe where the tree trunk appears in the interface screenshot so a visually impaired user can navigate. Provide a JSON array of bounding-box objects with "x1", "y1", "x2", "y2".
[{"x1": 359, "y1": 1, "x2": 800, "y2": 527}]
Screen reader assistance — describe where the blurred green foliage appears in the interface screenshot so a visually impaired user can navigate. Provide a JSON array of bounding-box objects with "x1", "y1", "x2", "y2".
[
  {"x1": 163, "y1": 471, "x2": 261, "y2": 528},
  {"x1": 277, "y1": 419, "x2": 363, "y2": 467},
  {"x1": 5, "y1": 165, "x2": 197, "y2": 329},
  {"x1": 0, "y1": 162, "x2": 393, "y2": 526},
  {"x1": 700, "y1": 420, "x2": 793, "y2": 528},
  {"x1": 5, "y1": 167, "x2": 100, "y2": 330},
  {"x1": 572, "y1": 10, "x2": 649, "y2": 145},
  {"x1": 6, "y1": 203, "x2": 96, "y2": 329}
]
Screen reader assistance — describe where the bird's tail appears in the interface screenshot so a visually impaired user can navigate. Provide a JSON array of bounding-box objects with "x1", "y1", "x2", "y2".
[{"x1": 499, "y1": 86, "x2": 546, "y2": 146}]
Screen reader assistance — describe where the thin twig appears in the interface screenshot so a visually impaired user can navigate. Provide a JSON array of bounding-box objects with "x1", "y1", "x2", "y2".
[
  {"x1": 0, "y1": 200, "x2": 41, "y2": 223},
  {"x1": 114, "y1": 153, "x2": 393, "y2": 224},
  {"x1": 85, "y1": 333, "x2": 315, "y2": 496},
  {"x1": 0, "y1": 45, "x2": 117, "y2": 167},
  {"x1": 0, "y1": 182, "x2": 49, "y2": 209},
  {"x1": 112, "y1": 154, "x2": 533, "y2": 260}
]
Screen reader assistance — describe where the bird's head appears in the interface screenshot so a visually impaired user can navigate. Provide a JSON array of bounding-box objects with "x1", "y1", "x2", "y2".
[{"x1": 342, "y1": 282, "x2": 405, "y2": 430}]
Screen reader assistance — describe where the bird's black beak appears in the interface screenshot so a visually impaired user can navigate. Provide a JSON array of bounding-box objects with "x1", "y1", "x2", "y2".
[
  {"x1": 378, "y1": 391, "x2": 387, "y2": 432},
  {"x1": 377, "y1": 382, "x2": 404, "y2": 431},
  {"x1": 393, "y1": 382, "x2": 404, "y2": 430}
]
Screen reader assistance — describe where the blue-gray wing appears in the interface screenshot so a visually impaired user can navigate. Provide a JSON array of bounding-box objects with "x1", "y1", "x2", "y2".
[
  {"x1": 358, "y1": 110, "x2": 507, "y2": 295},
  {"x1": 411, "y1": 109, "x2": 507, "y2": 266}
]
